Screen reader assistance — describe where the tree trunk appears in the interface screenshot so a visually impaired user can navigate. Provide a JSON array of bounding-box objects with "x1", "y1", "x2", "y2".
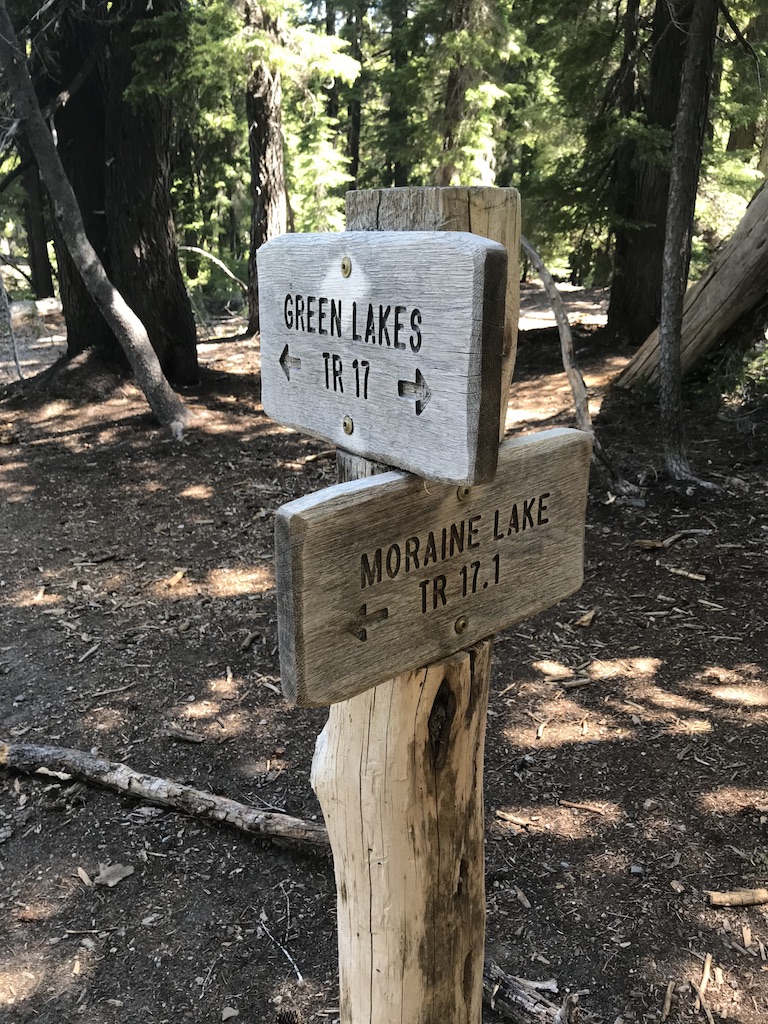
[
  {"x1": 345, "y1": 3, "x2": 365, "y2": 189},
  {"x1": 386, "y1": 0, "x2": 412, "y2": 188},
  {"x1": 244, "y1": 2, "x2": 287, "y2": 335},
  {"x1": 18, "y1": 137, "x2": 54, "y2": 299},
  {"x1": 607, "y1": 0, "x2": 691, "y2": 346},
  {"x1": 44, "y1": 17, "x2": 118, "y2": 361},
  {"x1": 616, "y1": 180, "x2": 768, "y2": 388},
  {"x1": 0, "y1": 0, "x2": 189, "y2": 435},
  {"x1": 104, "y1": 0, "x2": 198, "y2": 386},
  {"x1": 658, "y1": 0, "x2": 718, "y2": 478}
]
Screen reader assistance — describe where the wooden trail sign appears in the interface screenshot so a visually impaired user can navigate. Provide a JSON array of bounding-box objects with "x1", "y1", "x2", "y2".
[
  {"x1": 258, "y1": 231, "x2": 507, "y2": 484},
  {"x1": 276, "y1": 427, "x2": 591, "y2": 706}
]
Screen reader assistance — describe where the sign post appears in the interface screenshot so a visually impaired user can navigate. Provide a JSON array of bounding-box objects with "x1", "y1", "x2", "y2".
[{"x1": 259, "y1": 187, "x2": 589, "y2": 1024}]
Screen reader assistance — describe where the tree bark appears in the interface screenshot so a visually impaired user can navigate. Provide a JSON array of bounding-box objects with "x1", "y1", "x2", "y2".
[
  {"x1": 0, "y1": 0, "x2": 190, "y2": 435},
  {"x1": 17, "y1": 137, "x2": 54, "y2": 299},
  {"x1": 658, "y1": 0, "x2": 718, "y2": 479},
  {"x1": 607, "y1": 0, "x2": 691, "y2": 346},
  {"x1": 244, "y1": 2, "x2": 287, "y2": 335},
  {"x1": 44, "y1": 16, "x2": 117, "y2": 361},
  {"x1": 385, "y1": 0, "x2": 412, "y2": 188},
  {"x1": 104, "y1": 0, "x2": 199, "y2": 386}
]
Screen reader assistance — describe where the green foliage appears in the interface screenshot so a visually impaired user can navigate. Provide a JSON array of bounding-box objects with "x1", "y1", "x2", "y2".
[{"x1": 3, "y1": 0, "x2": 768, "y2": 307}]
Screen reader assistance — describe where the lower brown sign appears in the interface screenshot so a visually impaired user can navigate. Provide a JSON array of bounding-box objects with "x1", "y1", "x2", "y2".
[{"x1": 275, "y1": 428, "x2": 592, "y2": 706}]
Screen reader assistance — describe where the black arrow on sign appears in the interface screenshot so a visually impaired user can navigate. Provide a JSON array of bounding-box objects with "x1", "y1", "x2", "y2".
[
  {"x1": 397, "y1": 367, "x2": 431, "y2": 415},
  {"x1": 350, "y1": 603, "x2": 389, "y2": 642},
  {"x1": 279, "y1": 344, "x2": 302, "y2": 380}
]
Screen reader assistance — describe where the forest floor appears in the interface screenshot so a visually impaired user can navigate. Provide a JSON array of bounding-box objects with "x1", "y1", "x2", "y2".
[{"x1": 0, "y1": 283, "x2": 767, "y2": 1024}]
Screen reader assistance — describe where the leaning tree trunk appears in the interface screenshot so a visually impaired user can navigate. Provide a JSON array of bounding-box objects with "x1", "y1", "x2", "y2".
[
  {"x1": 607, "y1": 0, "x2": 691, "y2": 346},
  {"x1": 104, "y1": 0, "x2": 198, "y2": 386},
  {"x1": 658, "y1": 0, "x2": 718, "y2": 479},
  {"x1": 616, "y1": 179, "x2": 768, "y2": 388},
  {"x1": 244, "y1": 1, "x2": 287, "y2": 335},
  {"x1": 0, "y1": 0, "x2": 189, "y2": 435}
]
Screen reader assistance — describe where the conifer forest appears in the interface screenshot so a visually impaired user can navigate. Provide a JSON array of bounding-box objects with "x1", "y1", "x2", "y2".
[{"x1": 1, "y1": 3, "x2": 768, "y2": 1024}]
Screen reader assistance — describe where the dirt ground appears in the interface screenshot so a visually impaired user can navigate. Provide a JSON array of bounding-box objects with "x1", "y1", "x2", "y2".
[{"x1": 1, "y1": 284, "x2": 767, "y2": 1024}]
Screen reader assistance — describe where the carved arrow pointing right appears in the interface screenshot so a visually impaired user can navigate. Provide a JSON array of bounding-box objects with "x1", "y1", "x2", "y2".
[
  {"x1": 279, "y1": 344, "x2": 302, "y2": 381},
  {"x1": 397, "y1": 367, "x2": 431, "y2": 415}
]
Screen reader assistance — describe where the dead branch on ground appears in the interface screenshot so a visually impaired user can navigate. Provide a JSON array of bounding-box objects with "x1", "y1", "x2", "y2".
[
  {"x1": 0, "y1": 739, "x2": 330, "y2": 854},
  {"x1": 483, "y1": 960, "x2": 581, "y2": 1022}
]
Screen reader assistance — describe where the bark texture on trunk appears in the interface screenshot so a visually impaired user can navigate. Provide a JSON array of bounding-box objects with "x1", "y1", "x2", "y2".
[
  {"x1": 607, "y1": 0, "x2": 691, "y2": 346},
  {"x1": 658, "y1": 0, "x2": 718, "y2": 477},
  {"x1": 244, "y1": 2, "x2": 287, "y2": 335},
  {"x1": 0, "y1": 0, "x2": 189, "y2": 434},
  {"x1": 104, "y1": 0, "x2": 198, "y2": 386},
  {"x1": 18, "y1": 135, "x2": 54, "y2": 299}
]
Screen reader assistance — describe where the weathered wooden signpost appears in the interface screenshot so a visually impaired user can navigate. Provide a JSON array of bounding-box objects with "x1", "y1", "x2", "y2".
[{"x1": 258, "y1": 187, "x2": 592, "y2": 1024}]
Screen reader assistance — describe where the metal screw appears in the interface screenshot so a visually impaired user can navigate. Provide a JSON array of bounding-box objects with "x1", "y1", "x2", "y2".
[
  {"x1": 342, "y1": 415, "x2": 354, "y2": 435},
  {"x1": 454, "y1": 615, "x2": 468, "y2": 635},
  {"x1": 456, "y1": 486, "x2": 472, "y2": 503},
  {"x1": 341, "y1": 256, "x2": 352, "y2": 278}
]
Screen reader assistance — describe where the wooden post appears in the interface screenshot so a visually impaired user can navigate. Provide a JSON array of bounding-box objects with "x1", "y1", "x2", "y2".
[{"x1": 311, "y1": 187, "x2": 520, "y2": 1024}]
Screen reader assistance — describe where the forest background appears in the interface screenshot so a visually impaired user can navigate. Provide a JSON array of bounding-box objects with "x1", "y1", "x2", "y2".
[{"x1": 0, "y1": 0, "x2": 766, "y2": 392}]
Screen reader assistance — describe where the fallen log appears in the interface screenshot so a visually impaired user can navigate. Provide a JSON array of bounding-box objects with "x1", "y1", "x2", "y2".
[
  {"x1": 706, "y1": 888, "x2": 768, "y2": 907},
  {"x1": 0, "y1": 739, "x2": 330, "y2": 854},
  {"x1": 617, "y1": 179, "x2": 768, "y2": 389}
]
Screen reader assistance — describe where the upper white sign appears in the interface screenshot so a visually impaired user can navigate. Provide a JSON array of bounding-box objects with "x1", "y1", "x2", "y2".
[{"x1": 257, "y1": 231, "x2": 507, "y2": 484}]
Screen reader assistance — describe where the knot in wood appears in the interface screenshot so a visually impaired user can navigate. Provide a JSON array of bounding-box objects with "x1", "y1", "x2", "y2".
[{"x1": 428, "y1": 678, "x2": 457, "y2": 769}]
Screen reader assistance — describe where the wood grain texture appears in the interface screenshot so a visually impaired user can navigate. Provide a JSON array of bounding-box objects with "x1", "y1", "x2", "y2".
[
  {"x1": 311, "y1": 641, "x2": 491, "y2": 1024},
  {"x1": 258, "y1": 230, "x2": 506, "y2": 484},
  {"x1": 617, "y1": 179, "x2": 768, "y2": 388},
  {"x1": 277, "y1": 427, "x2": 592, "y2": 706},
  {"x1": 345, "y1": 186, "x2": 520, "y2": 440}
]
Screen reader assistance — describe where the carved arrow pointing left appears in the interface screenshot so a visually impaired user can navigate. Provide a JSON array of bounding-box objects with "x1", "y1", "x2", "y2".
[
  {"x1": 279, "y1": 344, "x2": 302, "y2": 381},
  {"x1": 350, "y1": 603, "x2": 389, "y2": 642}
]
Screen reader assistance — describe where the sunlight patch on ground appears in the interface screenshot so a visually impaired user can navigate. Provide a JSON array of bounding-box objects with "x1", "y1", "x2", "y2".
[
  {"x1": 0, "y1": 964, "x2": 40, "y2": 1007},
  {"x1": 664, "y1": 717, "x2": 713, "y2": 735},
  {"x1": 503, "y1": 714, "x2": 629, "y2": 748},
  {"x1": 700, "y1": 683, "x2": 768, "y2": 706},
  {"x1": 589, "y1": 657, "x2": 662, "y2": 680},
  {"x1": 532, "y1": 659, "x2": 573, "y2": 679},
  {"x1": 0, "y1": 479, "x2": 36, "y2": 503},
  {"x1": 204, "y1": 566, "x2": 274, "y2": 596},
  {"x1": 83, "y1": 706, "x2": 128, "y2": 733},
  {"x1": 494, "y1": 800, "x2": 623, "y2": 839},
  {"x1": 178, "y1": 483, "x2": 216, "y2": 500},
  {"x1": 698, "y1": 786, "x2": 768, "y2": 815},
  {"x1": 182, "y1": 698, "x2": 221, "y2": 720},
  {"x1": 630, "y1": 684, "x2": 711, "y2": 715}
]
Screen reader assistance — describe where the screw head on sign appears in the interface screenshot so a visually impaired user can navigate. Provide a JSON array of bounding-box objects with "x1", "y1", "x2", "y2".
[
  {"x1": 341, "y1": 256, "x2": 352, "y2": 278},
  {"x1": 342, "y1": 415, "x2": 354, "y2": 435},
  {"x1": 454, "y1": 615, "x2": 468, "y2": 635},
  {"x1": 456, "y1": 486, "x2": 472, "y2": 503}
]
